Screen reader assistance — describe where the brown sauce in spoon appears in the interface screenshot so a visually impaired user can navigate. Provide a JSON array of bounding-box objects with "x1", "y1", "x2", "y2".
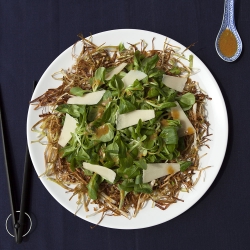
[{"x1": 218, "y1": 29, "x2": 237, "y2": 57}]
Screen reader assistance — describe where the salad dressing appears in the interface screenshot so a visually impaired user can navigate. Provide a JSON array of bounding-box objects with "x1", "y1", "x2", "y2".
[
  {"x1": 150, "y1": 133, "x2": 157, "y2": 140},
  {"x1": 160, "y1": 119, "x2": 169, "y2": 127},
  {"x1": 166, "y1": 165, "x2": 175, "y2": 175},
  {"x1": 218, "y1": 29, "x2": 237, "y2": 58},
  {"x1": 96, "y1": 124, "x2": 109, "y2": 138},
  {"x1": 186, "y1": 127, "x2": 195, "y2": 135},
  {"x1": 96, "y1": 106, "x2": 105, "y2": 119},
  {"x1": 171, "y1": 110, "x2": 180, "y2": 119}
]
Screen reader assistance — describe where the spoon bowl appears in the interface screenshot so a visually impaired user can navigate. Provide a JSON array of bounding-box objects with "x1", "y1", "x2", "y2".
[{"x1": 215, "y1": 0, "x2": 242, "y2": 62}]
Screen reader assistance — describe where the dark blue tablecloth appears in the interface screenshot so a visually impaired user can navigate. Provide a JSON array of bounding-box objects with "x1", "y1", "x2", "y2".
[{"x1": 1, "y1": 1, "x2": 250, "y2": 249}]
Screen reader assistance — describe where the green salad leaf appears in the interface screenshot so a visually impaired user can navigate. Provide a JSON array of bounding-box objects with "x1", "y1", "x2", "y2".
[{"x1": 55, "y1": 49, "x2": 196, "y2": 200}]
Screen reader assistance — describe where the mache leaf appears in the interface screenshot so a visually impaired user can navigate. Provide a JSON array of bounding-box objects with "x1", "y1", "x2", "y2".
[
  {"x1": 134, "y1": 183, "x2": 152, "y2": 194},
  {"x1": 119, "y1": 98, "x2": 136, "y2": 114},
  {"x1": 89, "y1": 67, "x2": 106, "y2": 91},
  {"x1": 87, "y1": 173, "x2": 102, "y2": 200},
  {"x1": 70, "y1": 87, "x2": 91, "y2": 96},
  {"x1": 118, "y1": 179, "x2": 135, "y2": 192},
  {"x1": 177, "y1": 92, "x2": 195, "y2": 111},
  {"x1": 180, "y1": 161, "x2": 193, "y2": 172},
  {"x1": 134, "y1": 158, "x2": 147, "y2": 170},
  {"x1": 141, "y1": 54, "x2": 159, "y2": 74},
  {"x1": 108, "y1": 75, "x2": 124, "y2": 96},
  {"x1": 93, "y1": 123, "x2": 114, "y2": 142},
  {"x1": 56, "y1": 104, "x2": 81, "y2": 118},
  {"x1": 160, "y1": 126, "x2": 179, "y2": 144}
]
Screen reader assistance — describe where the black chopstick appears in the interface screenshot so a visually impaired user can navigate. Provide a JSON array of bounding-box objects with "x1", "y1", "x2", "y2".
[
  {"x1": 17, "y1": 80, "x2": 37, "y2": 243},
  {"x1": 17, "y1": 145, "x2": 32, "y2": 242},
  {"x1": 0, "y1": 88, "x2": 19, "y2": 242},
  {"x1": 1, "y1": 81, "x2": 37, "y2": 243}
]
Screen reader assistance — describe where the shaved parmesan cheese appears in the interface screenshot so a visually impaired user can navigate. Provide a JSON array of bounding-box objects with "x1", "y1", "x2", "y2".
[
  {"x1": 67, "y1": 90, "x2": 106, "y2": 105},
  {"x1": 143, "y1": 163, "x2": 180, "y2": 183},
  {"x1": 122, "y1": 70, "x2": 147, "y2": 87},
  {"x1": 105, "y1": 62, "x2": 127, "y2": 80},
  {"x1": 162, "y1": 74, "x2": 187, "y2": 92},
  {"x1": 82, "y1": 162, "x2": 116, "y2": 183},
  {"x1": 58, "y1": 114, "x2": 77, "y2": 147},
  {"x1": 116, "y1": 110, "x2": 155, "y2": 130},
  {"x1": 171, "y1": 102, "x2": 195, "y2": 137}
]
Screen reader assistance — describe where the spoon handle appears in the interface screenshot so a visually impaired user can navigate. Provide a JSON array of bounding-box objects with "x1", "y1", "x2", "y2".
[{"x1": 223, "y1": 0, "x2": 235, "y2": 28}]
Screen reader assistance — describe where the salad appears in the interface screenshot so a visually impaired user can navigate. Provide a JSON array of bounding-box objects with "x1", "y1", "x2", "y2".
[{"x1": 30, "y1": 35, "x2": 210, "y2": 219}]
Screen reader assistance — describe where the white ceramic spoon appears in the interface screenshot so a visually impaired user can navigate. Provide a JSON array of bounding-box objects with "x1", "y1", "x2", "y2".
[{"x1": 215, "y1": 0, "x2": 242, "y2": 62}]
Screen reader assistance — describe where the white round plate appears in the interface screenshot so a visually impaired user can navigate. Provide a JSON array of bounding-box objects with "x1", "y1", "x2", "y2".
[{"x1": 27, "y1": 29, "x2": 228, "y2": 229}]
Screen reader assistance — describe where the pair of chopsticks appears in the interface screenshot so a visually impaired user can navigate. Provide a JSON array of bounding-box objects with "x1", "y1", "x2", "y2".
[{"x1": 1, "y1": 81, "x2": 37, "y2": 243}]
